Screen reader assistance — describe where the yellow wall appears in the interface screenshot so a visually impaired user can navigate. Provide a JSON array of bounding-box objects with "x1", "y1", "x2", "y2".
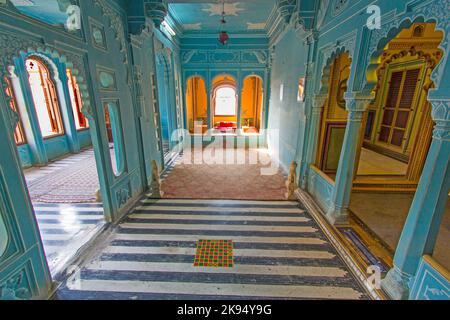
[
  {"x1": 316, "y1": 52, "x2": 351, "y2": 173},
  {"x1": 185, "y1": 77, "x2": 207, "y2": 132},
  {"x1": 241, "y1": 76, "x2": 263, "y2": 129}
]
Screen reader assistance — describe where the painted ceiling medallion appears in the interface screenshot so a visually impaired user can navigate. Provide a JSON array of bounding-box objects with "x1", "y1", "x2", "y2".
[{"x1": 203, "y1": 2, "x2": 244, "y2": 16}]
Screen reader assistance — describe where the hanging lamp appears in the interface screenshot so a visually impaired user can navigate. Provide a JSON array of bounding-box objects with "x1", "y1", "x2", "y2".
[{"x1": 218, "y1": 1, "x2": 229, "y2": 45}]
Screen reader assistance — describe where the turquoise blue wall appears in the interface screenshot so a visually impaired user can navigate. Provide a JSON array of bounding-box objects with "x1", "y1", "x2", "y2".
[
  {"x1": 0, "y1": 0, "x2": 448, "y2": 300},
  {"x1": 267, "y1": 28, "x2": 308, "y2": 173},
  {"x1": 265, "y1": 0, "x2": 450, "y2": 300},
  {"x1": 0, "y1": 0, "x2": 160, "y2": 299}
]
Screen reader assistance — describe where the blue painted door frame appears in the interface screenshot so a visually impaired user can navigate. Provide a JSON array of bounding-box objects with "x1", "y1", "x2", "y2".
[{"x1": 0, "y1": 87, "x2": 52, "y2": 300}]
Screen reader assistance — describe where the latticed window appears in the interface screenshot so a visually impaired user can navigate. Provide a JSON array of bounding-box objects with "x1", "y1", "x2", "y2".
[
  {"x1": 67, "y1": 69, "x2": 88, "y2": 130},
  {"x1": 26, "y1": 58, "x2": 64, "y2": 138},
  {"x1": 378, "y1": 68, "x2": 421, "y2": 149},
  {"x1": 4, "y1": 77, "x2": 26, "y2": 145}
]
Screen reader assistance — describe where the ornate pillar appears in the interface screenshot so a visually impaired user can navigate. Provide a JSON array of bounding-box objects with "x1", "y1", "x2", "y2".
[
  {"x1": 237, "y1": 80, "x2": 243, "y2": 129},
  {"x1": 206, "y1": 80, "x2": 212, "y2": 129},
  {"x1": 301, "y1": 94, "x2": 327, "y2": 188},
  {"x1": 325, "y1": 94, "x2": 371, "y2": 225},
  {"x1": 58, "y1": 63, "x2": 81, "y2": 153},
  {"x1": 15, "y1": 56, "x2": 48, "y2": 166},
  {"x1": 381, "y1": 98, "x2": 450, "y2": 300}
]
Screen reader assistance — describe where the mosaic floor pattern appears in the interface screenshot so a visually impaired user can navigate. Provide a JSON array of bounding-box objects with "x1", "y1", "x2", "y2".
[
  {"x1": 194, "y1": 239, "x2": 234, "y2": 267},
  {"x1": 56, "y1": 199, "x2": 370, "y2": 300}
]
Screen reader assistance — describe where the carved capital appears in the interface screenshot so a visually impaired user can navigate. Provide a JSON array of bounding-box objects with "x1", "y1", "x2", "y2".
[
  {"x1": 430, "y1": 99, "x2": 450, "y2": 141},
  {"x1": 312, "y1": 94, "x2": 327, "y2": 113},
  {"x1": 145, "y1": 0, "x2": 168, "y2": 28},
  {"x1": 276, "y1": 0, "x2": 297, "y2": 24}
]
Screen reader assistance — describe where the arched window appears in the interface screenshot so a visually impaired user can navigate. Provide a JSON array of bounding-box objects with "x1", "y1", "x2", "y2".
[
  {"x1": 4, "y1": 77, "x2": 26, "y2": 145},
  {"x1": 26, "y1": 57, "x2": 64, "y2": 138},
  {"x1": 66, "y1": 68, "x2": 88, "y2": 130},
  {"x1": 214, "y1": 86, "x2": 237, "y2": 116}
]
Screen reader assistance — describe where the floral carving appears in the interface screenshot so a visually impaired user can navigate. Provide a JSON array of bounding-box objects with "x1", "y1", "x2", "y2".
[{"x1": 0, "y1": 271, "x2": 31, "y2": 300}]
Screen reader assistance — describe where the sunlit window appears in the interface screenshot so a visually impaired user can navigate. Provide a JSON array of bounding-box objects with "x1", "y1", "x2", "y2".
[
  {"x1": 67, "y1": 69, "x2": 88, "y2": 130},
  {"x1": 4, "y1": 77, "x2": 26, "y2": 145},
  {"x1": 214, "y1": 86, "x2": 237, "y2": 116},
  {"x1": 26, "y1": 58, "x2": 64, "y2": 138}
]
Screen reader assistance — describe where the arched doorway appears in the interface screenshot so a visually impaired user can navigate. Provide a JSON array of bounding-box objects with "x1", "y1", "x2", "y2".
[
  {"x1": 185, "y1": 76, "x2": 207, "y2": 134},
  {"x1": 241, "y1": 75, "x2": 263, "y2": 134},
  {"x1": 212, "y1": 75, "x2": 237, "y2": 134},
  {"x1": 3, "y1": 54, "x2": 106, "y2": 276},
  {"x1": 348, "y1": 22, "x2": 449, "y2": 270},
  {"x1": 315, "y1": 52, "x2": 352, "y2": 178},
  {"x1": 155, "y1": 52, "x2": 179, "y2": 162}
]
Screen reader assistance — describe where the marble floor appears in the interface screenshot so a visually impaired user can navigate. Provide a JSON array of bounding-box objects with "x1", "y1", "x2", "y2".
[
  {"x1": 22, "y1": 149, "x2": 106, "y2": 276},
  {"x1": 357, "y1": 148, "x2": 407, "y2": 176},
  {"x1": 349, "y1": 192, "x2": 450, "y2": 270},
  {"x1": 34, "y1": 202, "x2": 105, "y2": 276},
  {"x1": 56, "y1": 198, "x2": 369, "y2": 300}
]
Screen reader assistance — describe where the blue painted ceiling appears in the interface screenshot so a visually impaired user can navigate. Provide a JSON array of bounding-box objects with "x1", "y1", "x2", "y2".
[
  {"x1": 10, "y1": 0, "x2": 74, "y2": 25},
  {"x1": 168, "y1": 0, "x2": 277, "y2": 36}
]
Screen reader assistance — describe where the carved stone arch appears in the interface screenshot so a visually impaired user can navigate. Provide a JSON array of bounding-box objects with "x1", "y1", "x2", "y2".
[
  {"x1": 0, "y1": 37, "x2": 94, "y2": 132},
  {"x1": 186, "y1": 74, "x2": 206, "y2": 84},
  {"x1": 318, "y1": 47, "x2": 351, "y2": 96},
  {"x1": 155, "y1": 49, "x2": 173, "y2": 80},
  {"x1": 373, "y1": 46, "x2": 443, "y2": 93},
  {"x1": 363, "y1": 3, "x2": 449, "y2": 95}
]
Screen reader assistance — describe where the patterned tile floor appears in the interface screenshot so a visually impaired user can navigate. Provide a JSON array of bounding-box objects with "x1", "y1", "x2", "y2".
[
  {"x1": 55, "y1": 199, "x2": 370, "y2": 300},
  {"x1": 194, "y1": 239, "x2": 234, "y2": 267},
  {"x1": 24, "y1": 148, "x2": 100, "y2": 203}
]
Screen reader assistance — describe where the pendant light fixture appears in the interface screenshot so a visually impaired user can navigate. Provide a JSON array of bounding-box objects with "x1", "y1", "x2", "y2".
[{"x1": 218, "y1": 1, "x2": 229, "y2": 45}]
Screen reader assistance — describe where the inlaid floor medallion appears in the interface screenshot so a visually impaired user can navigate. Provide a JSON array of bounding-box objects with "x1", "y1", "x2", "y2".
[{"x1": 194, "y1": 239, "x2": 234, "y2": 267}]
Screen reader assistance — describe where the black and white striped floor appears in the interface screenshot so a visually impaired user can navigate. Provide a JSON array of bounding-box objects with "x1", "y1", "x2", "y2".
[
  {"x1": 33, "y1": 202, "x2": 105, "y2": 276},
  {"x1": 56, "y1": 199, "x2": 369, "y2": 300}
]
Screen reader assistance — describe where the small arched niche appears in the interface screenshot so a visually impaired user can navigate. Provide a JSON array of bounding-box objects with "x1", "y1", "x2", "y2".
[
  {"x1": 185, "y1": 76, "x2": 207, "y2": 134},
  {"x1": 241, "y1": 75, "x2": 263, "y2": 134},
  {"x1": 212, "y1": 75, "x2": 237, "y2": 134}
]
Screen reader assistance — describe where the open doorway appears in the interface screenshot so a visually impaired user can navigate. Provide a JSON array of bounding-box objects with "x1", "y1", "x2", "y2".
[
  {"x1": 315, "y1": 52, "x2": 352, "y2": 178},
  {"x1": 212, "y1": 75, "x2": 238, "y2": 135},
  {"x1": 185, "y1": 76, "x2": 208, "y2": 134},
  {"x1": 348, "y1": 23, "x2": 449, "y2": 269},
  {"x1": 155, "y1": 54, "x2": 174, "y2": 160},
  {"x1": 5, "y1": 55, "x2": 106, "y2": 276}
]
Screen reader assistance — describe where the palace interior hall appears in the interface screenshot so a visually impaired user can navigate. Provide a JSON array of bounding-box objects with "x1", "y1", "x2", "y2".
[{"x1": 0, "y1": 0, "x2": 449, "y2": 301}]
